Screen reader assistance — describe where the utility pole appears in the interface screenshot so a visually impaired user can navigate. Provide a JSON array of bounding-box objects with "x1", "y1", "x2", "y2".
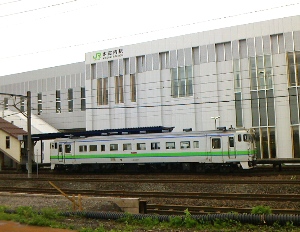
[
  {"x1": 0, "y1": 92, "x2": 33, "y2": 178},
  {"x1": 27, "y1": 91, "x2": 32, "y2": 178}
]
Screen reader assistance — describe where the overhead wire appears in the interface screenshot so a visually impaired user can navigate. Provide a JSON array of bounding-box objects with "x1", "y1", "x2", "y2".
[{"x1": 0, "y1": 1, "x2": 299, "y2": 61}]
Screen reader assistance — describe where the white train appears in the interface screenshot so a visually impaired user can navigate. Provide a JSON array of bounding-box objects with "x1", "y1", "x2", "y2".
[{"x1": 50, "y1": 128, "x2": 256, "y2": 172}]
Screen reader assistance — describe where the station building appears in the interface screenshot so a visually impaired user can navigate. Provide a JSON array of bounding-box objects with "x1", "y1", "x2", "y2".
[{"x1": 1, "y1": 15, "x2": 300, "y2": 160}]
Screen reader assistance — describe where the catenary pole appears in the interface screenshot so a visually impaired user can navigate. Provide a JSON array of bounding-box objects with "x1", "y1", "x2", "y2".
[{"x1": 27, "y1": 91, "x2": 32, "y2": 178}]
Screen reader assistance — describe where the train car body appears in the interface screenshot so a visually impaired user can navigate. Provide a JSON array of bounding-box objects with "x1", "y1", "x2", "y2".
[{"x1": 50, "y1": 128, "x2": 256, "y2": 171}]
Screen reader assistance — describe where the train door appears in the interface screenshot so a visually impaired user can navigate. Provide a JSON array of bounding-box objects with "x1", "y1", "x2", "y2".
[
  {"x1": 58, "y1": 143, "x2": 64, "y2": 163},
  {"x1": 58, "y1": 142, "x2": 72, "y2": 163},
  {"x1": 210, "y1": 136, "x2": 223, "y2": 162},
  {"x1": 228, "y1": 136, "x2": 236, "y2": 159}
]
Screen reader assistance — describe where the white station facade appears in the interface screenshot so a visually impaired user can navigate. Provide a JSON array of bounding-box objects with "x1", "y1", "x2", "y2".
[{"x1": 1, "y1": 15, "x2": 300, "y2": 160}]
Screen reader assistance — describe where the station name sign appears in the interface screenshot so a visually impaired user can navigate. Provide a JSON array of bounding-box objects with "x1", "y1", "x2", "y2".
[{"x1": 93, "y1": 48, "x2": 123, "y2": 61}]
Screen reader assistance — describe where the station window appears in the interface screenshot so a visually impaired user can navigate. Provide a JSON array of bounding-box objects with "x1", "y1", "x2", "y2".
[
  {"x1": 110, "y1": 144, "x2": 118, "y2": 151},
  {"x1": 212, "y1": 138, "x2": 221, "y2": 149},
  {"x1": 56, "y1": 90, "x2": 61, "y2": 113},
  {"x1": 79, "y1": 145, "x2": 87, "y2": 152},
  {"x1": 5, "y1": 136, "x2": 10, "y2": 149},
  {"x1": 68, "y1": 88, "x2": 73, "y2": 112},
  {"x1": 180, "y1": 141, "x2": 190, "y2": 149},
  {"x1": 38, "y1": 92, "x2": 42, "y2": 115},
  {"x1": 89, "y1": 145, "x2": 97, "y2": 152},
  {"x1": 193, "y1": 141, "x2": 199, "y2": 148},
  {"x1": 137, "y1": 143, "x2": 146, "y2": 150},
  {"x1": 151, "y1": 142, "x2": 160, "y2": 150},
  {"x1": 123, "y1": 143, "x2": 132, "y2": 151},
  {"x1": 166, "y1": 142, "x2": 175, "y2": 149}
]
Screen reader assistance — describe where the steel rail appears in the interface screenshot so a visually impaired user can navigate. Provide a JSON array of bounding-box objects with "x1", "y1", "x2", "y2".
[
  {"x1": 1, "y1": 186, "x2": 300, "y2": 202},
  {"x1": 0, "y1": 177, "x2": 299, "y2": 185},
  {"x1": 146, "y1": 204, "x2": 300, "y2": 215}
]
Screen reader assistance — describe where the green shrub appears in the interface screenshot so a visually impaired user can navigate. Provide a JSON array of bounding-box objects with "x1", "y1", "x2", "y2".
[
  {"x1": 169, "y1": 216, "x2": 183, "y2": 227},
  {"x1": 251, "y1": 205, "x2": 272, "y2": 214}
]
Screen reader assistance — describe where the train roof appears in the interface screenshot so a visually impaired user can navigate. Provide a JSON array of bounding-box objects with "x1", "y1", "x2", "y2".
[
  {"x1": 28, "y1": 126, "x2": 175, "y2": 141},
  {"x1": 53, "y1": 128, "x2": 251, "y2": 142}
]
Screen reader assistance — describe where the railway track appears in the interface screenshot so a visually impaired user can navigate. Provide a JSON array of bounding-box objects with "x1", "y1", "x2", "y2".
[
  {"x1": 1, "y1": 186, "x2": 300, "y2": 202},
  {"x1": 146, "y1": 204, "x2": 300, "y2": 215},
  {"x1": 0, "y1": 177, "x2": 299, "y2": 185}
]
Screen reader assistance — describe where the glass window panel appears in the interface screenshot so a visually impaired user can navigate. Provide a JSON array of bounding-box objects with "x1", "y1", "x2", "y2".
[
  {"x1": 123, "y1": 143, "x2": 132, "y2": 151},
  {"x1": 251, "y1": 91, "x2": 259, "y2": 127},
  {"x1": 289, "y1": 88, "x2": 299, "y2": 124},
  {"x1": 171, "y1": 68, "x2": 178, "y2": 98},
  {"x1": 166, "y1": 142, "x2": 175, "y2": 149},
  {"x1": 258, "y1": 70, "x2": 265, "y2": 89},
  {"x1": 287, "y1": 52, "x2": 296, "y2": 86},
  {"x1": 265, "y1": 68, "x2": 273, "y2": 89},
  {"x1": 193, "y1": 141, "x2": 199, "y2": 148},
  {"x1": 186, "y1": 66, "x2": 193, "y2": 96},
  {"x1": 267, "y1": 90, "x2": 275, "y2": 126},
  {"x1": 259, "y1": 90, "x2": 267, "y2": 126},
  {"x1": 212, "y1": 138, "x2": 221, "y2": 149},
  {"x1": 110, "y1": 144, "x2": 118, "y2": 151},
  {"x1": 151, "y1": 142, "x2": 160, "y2": 150},
  {"x1": 130, "y1": 74, "x2": 136, "y2": 102},
  {"x1": 292, "y1": 126, "x2": 300, "y2": 158},
  {"x1": 254, "y1": 130, "x2": 261, "y2": 159},
  {"x1": 235, "y1": 92, "x2": 243, "y2": 127},
  {"x1": 269, "y1": 128, "x2": 276, "y2": 158},
  {"x1": 178, "y1": 67, "x2": 185, "y2": 97},
  {"x1": 249, "y1": 58, "x2": 257, "y2": 90},
  {"x1": 137, "y1": 143, "x2": 146, "y2": 150},
  {"x1": 180, "y1": 141, "x2": 190, "y2": 149},
  {"x1": 257, "y1": 56, "x2": 264, "y2": 69},
  {"x1": 89, "y1": 145, "x2": 97, "y2": 152},
  {"x1": 261, "y1": 128, "x2": 269, "y2": 159},
  {"x1": 264, "y1": 55, "x2": 272, "y2": 68}
]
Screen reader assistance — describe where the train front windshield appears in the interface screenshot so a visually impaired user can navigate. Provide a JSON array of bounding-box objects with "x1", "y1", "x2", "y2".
[{"x1": 243, "y1": 134, "x2": 253, "y2": 142}]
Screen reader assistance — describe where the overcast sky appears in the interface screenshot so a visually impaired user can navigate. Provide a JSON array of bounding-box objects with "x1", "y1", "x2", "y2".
[{"x1": 0, "y1": 0, "x2": 299, "y2": 76}]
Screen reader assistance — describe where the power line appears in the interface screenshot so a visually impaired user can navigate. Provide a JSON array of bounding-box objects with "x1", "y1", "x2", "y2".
[
  {"x1": 0, "y1": 0, "x2": 79, "y2": 18},
  {"x1": 0, "y1": 1, "x2": 299, "y2": 62},
  {"x1": 0, "y1": 0, "x2": 22, "y2": 6}
]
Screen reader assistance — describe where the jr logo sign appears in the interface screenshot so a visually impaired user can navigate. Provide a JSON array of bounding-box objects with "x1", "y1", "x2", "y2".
[{"x1": 93, "y1": 52, "x2": 102, "y2": 61}]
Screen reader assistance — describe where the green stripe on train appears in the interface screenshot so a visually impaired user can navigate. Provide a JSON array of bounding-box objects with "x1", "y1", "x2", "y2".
[{"x1": 50, "y1": 150, "x2": 255, "y2": 160}]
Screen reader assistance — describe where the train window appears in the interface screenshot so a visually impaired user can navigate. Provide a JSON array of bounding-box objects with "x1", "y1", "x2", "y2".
[
  {"x1": 212, "y1": 138, "x2": 221, "y2": 149},
  {"x1": 101, "y1": 145, "x2": 105, "y2": 152},
  {"x1": 180, "y1": 141, "x2": 190, "y2": 149},
  {"x1": 166, "y1": 142, "x2": 175, "y2": 149},
  {"x1": 90, "y1": 145, "x2": 97, "y2": 152},
  {"x1": 193, "y1": 141, "x2": 199, "y2": 148},
  {"x1": 151, "y1": 142, "x2": 160, "y2": 150},
  {"x1": 229, "y1": 137, "x2": 234, "y2": 147},
  {"x1": 55, "y1": 143, "x2": 57, "y2": 149},
  {"x1": 79, "y1": 145, "x2": 86, "y2": 152},
  {"x1": 123, "y1": 143, "x2": 132, "y2": 151},
  {"x1": 65, "y1": 144, "x2": 71, "y2": 153},
  {"x1": 243, "y1": 134, "x2": 252, "y2": 142},
  {"x1": 110, "y1": 144, "x2": 118, "y2": 151},
  {"x1": 51, "y1": 143, "x2": 55, "y2": 149},
  {"x1": 58, "y1": 144, "x2": 62, "y2": 153},
  {"x1": 137, "y1": 143, "x2": 146, "y2": 150},
  {"x1": 238, "y1": 134, "x2": 242, "y2": 142},
  {"x1": 79, "y1": 145, "x2": 87, "y2": 152}
]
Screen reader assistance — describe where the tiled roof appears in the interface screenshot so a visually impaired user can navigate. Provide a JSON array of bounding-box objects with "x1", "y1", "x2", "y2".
[{"x1": 0, "y1": 118, "x2": 27, "y2": 138}]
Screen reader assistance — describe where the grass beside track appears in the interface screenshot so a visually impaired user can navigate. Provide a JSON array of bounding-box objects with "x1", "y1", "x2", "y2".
[{"x1": 0, "y1": 205, "x2": 300, "y2": 232}]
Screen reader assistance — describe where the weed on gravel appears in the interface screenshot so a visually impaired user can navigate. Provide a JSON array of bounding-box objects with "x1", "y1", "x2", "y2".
[{"x1": 1, "y1": 206, "x2": 300, "y2": 231}]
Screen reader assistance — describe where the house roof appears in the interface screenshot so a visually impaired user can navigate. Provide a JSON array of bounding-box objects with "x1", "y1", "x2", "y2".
[{"x1": 0, "y1": 118, "x2": 27, "y2": 138}]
